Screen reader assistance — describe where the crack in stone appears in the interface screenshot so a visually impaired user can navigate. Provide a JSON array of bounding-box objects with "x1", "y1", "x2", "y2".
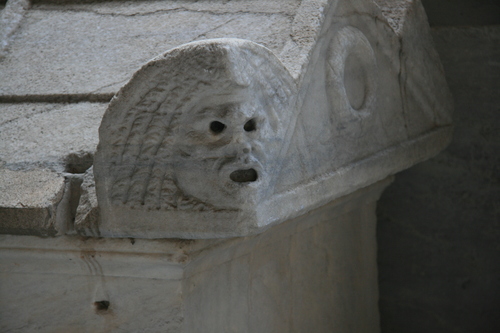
[
  {"x1": 189, "y1": 16, "x2": 238, "y2": 42},
  {"x1": 33, "y1": 5, "x2": 295, "y2": 19},
  {"x1": 89, "y1": 78, "x2": 129, "y2": 95}
]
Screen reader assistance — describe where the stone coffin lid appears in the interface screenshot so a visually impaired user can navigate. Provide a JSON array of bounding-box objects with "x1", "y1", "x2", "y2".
[
  {"x1": 94, "y1": 0, "x2": 453, "y2": 239},
  {"x1": 0, "y1": 0, "x2": 453, "y2": 239}
]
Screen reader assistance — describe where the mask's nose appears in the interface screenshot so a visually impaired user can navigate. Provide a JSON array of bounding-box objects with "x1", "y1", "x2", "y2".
[
  {"x1": 229, "y1": 133, "x2": 258, "y2": 182},
  {"x1": 237, "y1": 142, "x2": 252, "y2": 163},
  {"x1": 231, "y1": 133, "x2": 253, "y2": 163}
]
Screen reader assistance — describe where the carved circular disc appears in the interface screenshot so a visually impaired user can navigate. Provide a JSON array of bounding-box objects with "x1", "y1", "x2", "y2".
[{"x1": 326, "y1": 26, "x2": 377, "y2": 117}]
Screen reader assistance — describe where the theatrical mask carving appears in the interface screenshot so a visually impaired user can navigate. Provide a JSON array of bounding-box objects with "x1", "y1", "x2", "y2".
[
  {"x1": 94, "y1": 39, "x2": 297, "y2": 212},
  {"x1": 173, "y1": 89, "x2": 280, "y2": 208}
]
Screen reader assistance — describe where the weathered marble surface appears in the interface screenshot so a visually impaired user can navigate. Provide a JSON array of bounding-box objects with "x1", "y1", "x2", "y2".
[
  {"x1": 0, "y1": 169, "x2": 64, "y2": 236},
  {"x1": 0, "y1": 0, "x2": 325, "y2": 99},
  {"x1": 0, "y1": 178, "x2": 389, "y2": 333},
  {"x1": 0, "y1": 235, "x2": 187, "y2": 332},
  {"x1": 182, "y1": 178, "x2": 390, "y2": 332},
  {"x1": 93, "y1": 0, "x2": 453, "y2": 238},
  {"x1": 94, "y1": 39, "x2": 298, "y2": 238},
  {"x1": 74, "y1": 166, "x2": 100, "y2": 236},
  {"x1": 0, "y1": 0, "x2": 29, "y2": 59},
  {"x1": 1, "y1": 0, "x2": 452, "y2": 238},
  {"x1": 0, "y1": 103, "x2": 105, "y2": 172},
  {"x1": 0, "y1": 103, "x2": 106, "y2": 235},
  {"x1": 0, "y1": 1, "x2": 455, "y2": 330}
]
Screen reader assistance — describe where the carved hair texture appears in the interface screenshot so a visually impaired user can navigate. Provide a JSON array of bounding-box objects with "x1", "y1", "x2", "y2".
[{"x1": 95, "y1": 39, "x2": 296, "y2": 211}]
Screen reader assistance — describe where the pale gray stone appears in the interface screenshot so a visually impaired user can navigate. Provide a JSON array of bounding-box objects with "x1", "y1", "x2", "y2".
[
  {"x1": 0, "y1": 1, "x2": 457, "y2": 332},
  {"x1": 0, "y1": 103, "x2": 105, "y2": 236},
  {"x1": 0, "y1": 103, "x2": 106, "y2": 172},
  {"x1": 0, "y1": 0, "x2": 30, "y2": 58},
  {"x1": 93, "y1": 0, "x2": 453, "y2": 239},
  {"x1": 94, "y1": 39, "x2": 297, "y2": 238},
  {"x1": 0, "y1": 178, "x2": 389, "y2": 332},
  {"x1": 0, "y1": 235, "x2": 186, "y2": 332},
  {"x1": 373, "y1": 0, "x2": 413, "y2": 34},
  {"x1": 0, "y1": 0, "x2": 325, "y2": 98},
  {"x1": 0, "y1": 1, "x2": 453, "y2": 239},
  {"x1": 74, "y1": 166, "x2": 100, "y2": 236},
  {"x1": 0, "y1": 168, "x2": 65, "y2": 236}
]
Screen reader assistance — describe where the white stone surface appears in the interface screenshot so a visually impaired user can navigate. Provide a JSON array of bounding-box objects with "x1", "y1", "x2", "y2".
[
  {"x1": 0, "y1": 0, "x2": 326, "y2": 98},
  {"x1": 0, "y1": 0, "x2": 29, "y2": 59},
  {"x1": 93, "y1": 0, "x2": 453, "y2": 239},
  {"x1": 0, "y1": 168, "x2": 64, "y2": 236},
  {"x1": 0, "y1": 103, "x2": 106, "y2": 235},
  {"x1": 0, "y1": 235, "x2": 187, "y2": 332},
  {"x1": 0, "y1": 178, "x2": 389, "y2": 332},
  {"x1": 0, "y1": 1, "x2": 453, "y2": 239},
  {"x1": 0, "y1": 1, "x2": 455, "y2": 332},
  {"x1": 94, "y1": 39, "x2": 297, "y2": 238},
  {"x1": 183, "y1": 178, "x2": 389, "y2": 332},
  {"x1": 0, "y1": 103, "x2": 106, "y2": 172}
]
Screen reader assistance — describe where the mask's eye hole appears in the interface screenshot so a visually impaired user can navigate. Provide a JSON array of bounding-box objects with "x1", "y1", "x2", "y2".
[
  {"x1": 210, "y1": 121, "x2": 226, "y2": 134},
  {"x1": 244, "y1": 119, "x2": 256, "y2": 132}
]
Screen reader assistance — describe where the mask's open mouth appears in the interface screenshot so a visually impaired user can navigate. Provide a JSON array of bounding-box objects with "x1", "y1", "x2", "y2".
[{"x1": 230, "y1": 168, "x2": 258, "y2": 183}]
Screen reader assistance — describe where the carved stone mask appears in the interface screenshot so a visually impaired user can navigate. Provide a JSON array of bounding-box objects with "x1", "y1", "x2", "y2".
[
  {"x1": 173, "y1": 85, "x2": 279, "y2": 208},
  {"x1": 95, "y1": 39, "x2": 296, "y2": 212}
]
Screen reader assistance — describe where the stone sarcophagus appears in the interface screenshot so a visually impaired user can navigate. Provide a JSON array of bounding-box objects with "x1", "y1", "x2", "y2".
[
  {"x1": 0, "y1": 0, "x2": 453, "y2": 331},
  {"x1": 93, "y1": 1, "x2": 452, "y2": 239}
]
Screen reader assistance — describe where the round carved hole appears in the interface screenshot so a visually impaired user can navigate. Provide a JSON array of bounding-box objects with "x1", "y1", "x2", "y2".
[
  {"x1": 244, "y1": 119, "x2": 256, "y2": 132},
  {"x1": 343, "y1": 53, "x2": 367, "y2": 110},
  {"x1": 210, "y1": 121, "x2": 226, "y2": 134}
]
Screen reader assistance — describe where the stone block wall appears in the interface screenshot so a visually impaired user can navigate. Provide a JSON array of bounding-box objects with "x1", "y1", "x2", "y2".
[{"x1": 377, "y1": 1, "x2": 500, "y2": 331}]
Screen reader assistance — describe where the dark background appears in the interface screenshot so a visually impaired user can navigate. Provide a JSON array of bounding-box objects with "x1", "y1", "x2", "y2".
[{"x1": 377, "y1": 1, "x2": 500, "y2": 332}]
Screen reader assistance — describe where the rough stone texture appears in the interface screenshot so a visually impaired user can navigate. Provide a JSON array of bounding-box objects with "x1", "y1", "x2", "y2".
[
  {"x1": 378, "y1": 26, "x2": 500, "y2": 332},
  {"x1": 0, "y1": 0, "x2": 452, "y2": 238},
  {"x1": 0, "y1": 168, "x2": 64, "y2": 236},
  {"x1": 0, "y1": 103, "x2": 106, "y2": 236},
  {"x1": 0, "y1": 0, "x2": 327, "y2": 99},
  {"x1": 0, "y1": 178, "x2": 389, "y2": 333},
  {"x1": 373, "y1": 0, "x2": 413, "y2": 34},
  {"x1": 0, "y1": 0, "x2": 29, "y2": 58},
  {"x1": 74, "y1": 166, "x2": 100, "y2": 236},
  {"x1": 0, "y1": 103, "x2": 106, "y2": 172},
  {"x1": 0, "y1": 1, "x2": 458, "y2": 330},
  {"x1": 93, "y1": 0, "x2": 452, "y2": 239},
  {"x1": 94, "y1": 39, "x2": 298, "y2": 238}
]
